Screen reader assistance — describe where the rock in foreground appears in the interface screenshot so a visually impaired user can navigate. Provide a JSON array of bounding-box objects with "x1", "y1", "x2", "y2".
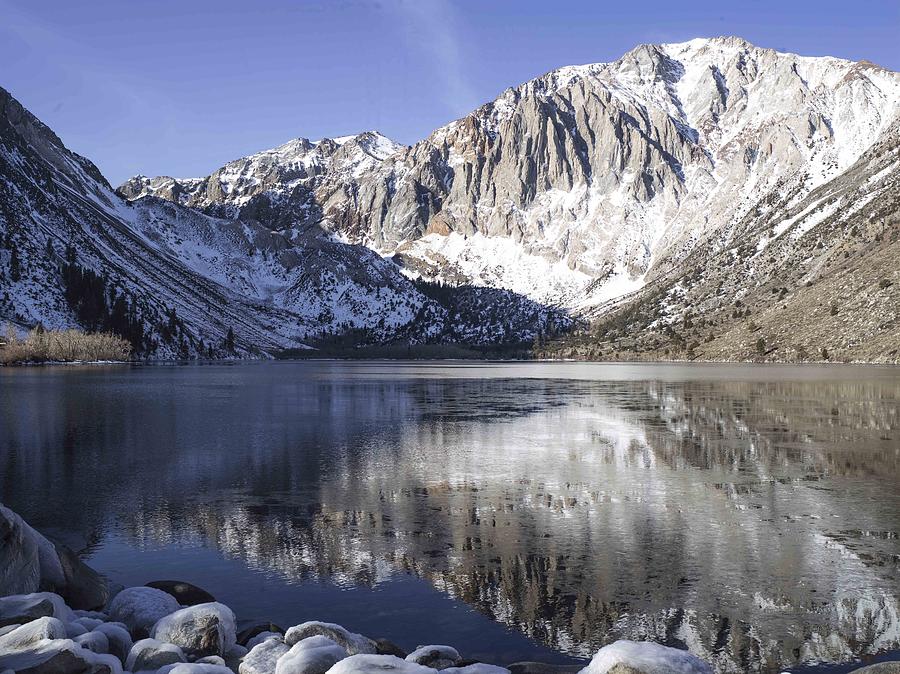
[{"x1": 579, "y1": 641, "x2": 713, "y2": 674}]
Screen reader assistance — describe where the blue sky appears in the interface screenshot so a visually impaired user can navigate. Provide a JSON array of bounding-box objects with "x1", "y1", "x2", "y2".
[{"x1": 2, "y1": 0, "x2": 897, "y2": 185}]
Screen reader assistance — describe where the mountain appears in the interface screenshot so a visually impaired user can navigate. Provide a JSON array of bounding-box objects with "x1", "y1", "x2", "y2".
[
  {"x1": 0, "y1": 92, "x2": 567, "y2": 358},
  {"x1": 3, "y1": 36, "x2": 899, "y2": 359}
]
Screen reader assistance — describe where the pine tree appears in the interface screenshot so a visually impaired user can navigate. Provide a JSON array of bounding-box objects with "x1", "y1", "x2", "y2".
[
  {"x1": 45, "y1": 238, "x2": 55, "y2": 260},
  {"x1": 225, "y1": 327, "x2": 235, "y2": 353},
  {"x1": 9, "y1": 245, "x2": 21, "y2": 282}
]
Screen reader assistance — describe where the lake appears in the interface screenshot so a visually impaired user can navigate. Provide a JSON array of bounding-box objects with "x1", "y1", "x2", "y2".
[{"x1": 1, "y1": 361, "x2": 899, "y2": 673}]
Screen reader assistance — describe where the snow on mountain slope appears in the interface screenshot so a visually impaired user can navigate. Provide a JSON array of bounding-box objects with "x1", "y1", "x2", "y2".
[
  {"x1": 122, "y1": 37, "x2": 900, "y2": 320},
  {"x1": 1, "y1": 85, "x2": 565, "y2": 355}
]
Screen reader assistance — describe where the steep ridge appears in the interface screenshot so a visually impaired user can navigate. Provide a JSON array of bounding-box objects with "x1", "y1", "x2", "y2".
[
  {"x1": 123, "y1": 37, "x2": 900, "y2": 328},
  {"x1": 542, "y1": 115, "x2": 900, "y2": 362}
]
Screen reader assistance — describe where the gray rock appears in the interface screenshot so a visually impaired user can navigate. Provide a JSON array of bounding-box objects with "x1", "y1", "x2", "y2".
[
  {"x1": 146, "y1": 580, "x2": 216, "y2": 607},
  {"x1": 126, "y1": 637, "x2": 186, "y2": 671},
  {"x1": 239, "y1": 638, "x2": 290, "y2": 674},
  {"x1": 224, "y1": 644, "x2": 249, "y2": 674},
  {"x1": 0, "y1": 638, "x2": 123, "y2": 674},
  {"x1": 237, "y1": 623, "x2": 285, "y2": 647},
  {"x1": 50, "y1": 542, "x2": 109, "y2": 611},
  {"x1": 850, "y1": 664, "x2": 900, "y2": 673},
  {"x1": 245, "y1": 632, "x2": 283, "y2": 651},
  {"x1": 74, "y1": 631, "x2": 109, "y2": 655},
  {"x1": 0, "y1": 593, "x2": 73, "y2": 628},
  {"x1": 159, "y1": 664, "x2": 234, "y2": 674},
  {"x1": 0, "y1": 617, "x2": 66, "y2": 651},
  {"x1": 0, "y1": 505, "x2": 63, "y2": 598},
  {"x1": 579, "y1": 641, "x2": 712, "y2": 674},
  {"x1": 283, "y1": 622, "x2": 375, "y2": 655},
  {"x1": 92, "y1": 623, "x2": 132, "y2": 664},
  {"x1": 198, "y1": 656, "x2": 228, "y2": 666},
  {"x1": 274, "y1": 636, "x2": 348, "y2": 674},
  {"x1": 374, "y1": 639, "x2": 407, "y2": 659},
  {"x1": 151, "y1": 602, "x2": 237, "y2": 658},
  {"x1": 73, "y1": 611, "x2": 108, "y2": 621},
  {"x1": 74, "y1": 617, "x2": 105, "y2": 632},
  {"x1": 325, "y1": 654, "x2": 438, "y2": 674},
  {"x1": 444, "y1": 666, "x2": 510, "y2": 674},
  {"x1": 107, "y1": 586, "x2": 180, "y2": 636},
  {"x1": 64, "y1": 622, "x2": 88, "y2": 639},
  {"x1": 406, "y1": 645, "x2": 460, "y2": 670}
]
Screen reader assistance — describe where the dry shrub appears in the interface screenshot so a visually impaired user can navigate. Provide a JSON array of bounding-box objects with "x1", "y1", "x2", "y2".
[{"x1": 1, "y1": 324, "x2": 131, "y2": 364}]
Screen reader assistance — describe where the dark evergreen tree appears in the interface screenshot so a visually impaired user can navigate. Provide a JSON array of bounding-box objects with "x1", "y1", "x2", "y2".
[
  {"x1": 9, "y1": 245, "x2": 21, "y2": 282},
  {"x1": 225, "y1": 327, "x2": 235, "y2": 353}
]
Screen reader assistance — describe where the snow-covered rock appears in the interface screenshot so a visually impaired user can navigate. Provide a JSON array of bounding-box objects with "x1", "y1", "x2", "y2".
[
  {"x1": 159, "y1": 664, "x2": 236, "y2": 674},
  {"x1": 284, "y1": 622, "x2": 375, "y2": 655},
  {"x1": 0, "y1": 505, "x2": 65, "y2": 596},
  {"x1": 444, "y1": 666, "x2": 510, "y2": 674},
  {"x1": 65, "y1": 621, "x2": 89, "y2": 638},
  {"x1": 126, "y1": 637, "x2": 187, "y2": 671},
  {"x1": 151, "y1": 602, "x2": 237, "y2": 658},
  {"x1": 246, "y1": 631, "x2": 283, "y2": 650},
  {"x1": 578, "y1": 641, "x2": 712, "y2": 674},
  {"x1": 405, "y1": 646, "x2": 460, "y2": 670},
  {"x1": 0, "y1": 592, "x2": 74, "y2": 627},
  {"x1": 74, "y1": 629, "x2": 110, "y2": 654},
  {"x1": 108, "y1": 586, "x2": 181, "y2": 635},
  {"x1": 74, "y1": 610, "x2": 109, "y2": 621},
  {"x1": 325, "y1": 654, "x2": 439, "y2": 674},
  {"x1": 93, "y1": 622, "x2": 133, "y2": 663},
  {"x1": 198, "y1": 655, "x2": 228, "y2": 666},
  {"x1": 274, "y1": 635, "x2": 347, "y2": 674},
  {"x1": 0, "y1": 637, "x2": 123, "y2": 674},
  {"x1": 239, "y1": 636, "x2": 291, "y2": 674},
  {"x1": 75, "y1": 616, "x2": 106, "y2": 631},
  {"x1": 225, "y1": 643, "x2": 250, "y2": 673},
  {"x1": 0, "y1": 616, "x2": 66, "y2": 651}
]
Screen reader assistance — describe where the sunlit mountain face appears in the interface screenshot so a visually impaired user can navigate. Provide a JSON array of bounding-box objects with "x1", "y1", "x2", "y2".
[{"x1": 1, "y1": 363, "x2": 898, "y2": 672}]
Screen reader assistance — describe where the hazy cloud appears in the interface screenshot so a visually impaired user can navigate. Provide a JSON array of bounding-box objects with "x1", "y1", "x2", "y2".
[{"x1": 391, "y1": 0, "x2": 480, "y2": 117}]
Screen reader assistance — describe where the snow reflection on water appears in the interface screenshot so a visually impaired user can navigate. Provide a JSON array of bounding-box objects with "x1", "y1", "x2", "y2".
[{"x1": 1, "y1": 362, "x2": 899, "y2": 673}]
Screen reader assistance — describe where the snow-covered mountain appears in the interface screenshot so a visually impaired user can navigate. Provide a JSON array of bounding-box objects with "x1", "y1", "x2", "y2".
[
  {"x1": 0, "y1": 89, "x2": 567, "y2": 357},
  {"x1": 3, "y1": 36, "x2": 899, "y2": 358}
]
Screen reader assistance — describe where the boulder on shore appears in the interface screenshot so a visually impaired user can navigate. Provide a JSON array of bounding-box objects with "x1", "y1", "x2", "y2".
[
  {"x1": 126, "y1": 637, "x2": 187, "y2": 671},
  {"x1": 107, "y1": 586, "x2": 180, "y2": 636},
  {"x1": 406, "y1": 645, "x2": 461, "y2": 670},
  {"x1": 0, "y1": 616, "x2": 67, "y2": 651},
  {"x1": 578, "y1": 641, "x2": 712, "y2": 674},
  {"x1": 0, "y1": 637, "x2": 123, "y2": 674},
  {"x1": 0, "y1": 592, "x2": 74, "y2": 628},
  {"x1": 0, "y1": 504, "x2": 108, "y2": 610},
  {"x1": 152, "y1": 602, "x2": 237, "y2": 658},
  {"x1": 240, "y1": 636, "x2": 291, "y2": 674},
  {"x1": 275, "y1": 635, "x2": 348, "y2": 674},
  {"x1": 326, "y1": 654, "x2": 439, "y2": 674},
  {"x1": 284, "y1": 622, "x2": 375, "y2": 655}
]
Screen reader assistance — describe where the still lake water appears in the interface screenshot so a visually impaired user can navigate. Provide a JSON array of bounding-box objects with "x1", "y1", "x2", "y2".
[{"x1": 1, "y1": 361, "x2": 899, "y2": 673}]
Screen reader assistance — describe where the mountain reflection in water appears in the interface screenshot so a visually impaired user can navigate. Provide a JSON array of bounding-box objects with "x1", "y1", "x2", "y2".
[{"x1": 1, "y1": 362, "x2": 898, "y2": 673}]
